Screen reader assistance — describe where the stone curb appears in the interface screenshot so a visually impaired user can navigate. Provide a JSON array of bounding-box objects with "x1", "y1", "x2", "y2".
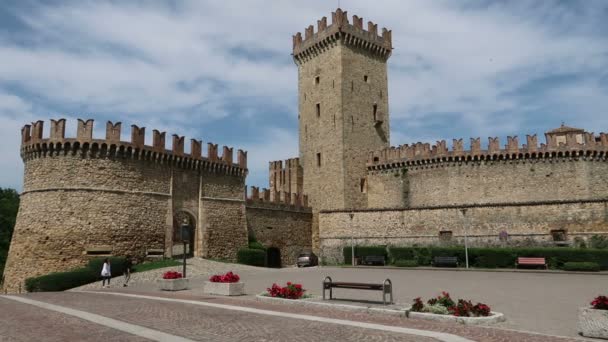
[
  {"x1": 337, "y1": 265, "x2": 608, "y2": 276},
  {"x1": 406, "y1": 310, "x2": 506, "y2": 325},
  {"x1": 255, "y1": 294, "x2": 408, "y2": 317}
]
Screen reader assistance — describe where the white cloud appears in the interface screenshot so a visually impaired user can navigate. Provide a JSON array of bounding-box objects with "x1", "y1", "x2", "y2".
[{"x1": 0, "y1": 0, "x2": 607, "y2": 189}]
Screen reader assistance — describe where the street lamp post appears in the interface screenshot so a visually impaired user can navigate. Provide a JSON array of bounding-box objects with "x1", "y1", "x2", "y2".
[
  {"x1": 349, "y1": 211, "x2": 355, "y2": 266},
  {"x1": 180, "y1": 222, "x2": 190, "y2": 278},
  {"x1": 460, "y1": 209, "x2": 469, "y2": 269}
]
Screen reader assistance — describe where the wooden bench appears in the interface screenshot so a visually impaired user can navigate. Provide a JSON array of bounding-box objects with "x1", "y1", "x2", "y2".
[
  {"x1": 361, "y1": 255, "x2": 386, "y2": 266},
  {"x1": 432, "y1": 256, "x2": 458, "y2": 267},
  {"x1": 322, "y1": 276, "x2": 393, "y2": 305},
  {"x1": 516, "y1": 257, "x2": 547, "y2": 269}
]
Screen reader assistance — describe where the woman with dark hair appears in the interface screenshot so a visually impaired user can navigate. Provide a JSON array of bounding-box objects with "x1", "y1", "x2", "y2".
[{"x1": 101, "y1": 258, "x2": 111, "y2": 288}]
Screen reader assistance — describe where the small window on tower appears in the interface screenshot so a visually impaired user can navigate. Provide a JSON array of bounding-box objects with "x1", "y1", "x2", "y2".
[
  {"x1": 364, "y1": 75, "x2": 369, "y2": 83},
  {"x1": 373, "y1": 104, "x2": 378, "y2": 121},
  {"x1": 360, "y1": 178, "x2": 367, "y2": 193},
  {"x1": 316, "y1": 103, "x2": 321, "y2": 118},
  {"x1": 316, "y1": 153, "x2": 321, "y2": 167},
  {"x1": 315, "y1": 76, "x2": 320, "y2": 85}
]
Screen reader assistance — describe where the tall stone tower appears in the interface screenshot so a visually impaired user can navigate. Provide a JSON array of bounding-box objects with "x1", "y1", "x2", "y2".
[{"x1": 293, "y1": 8, "x2": 392, "y2": 249}]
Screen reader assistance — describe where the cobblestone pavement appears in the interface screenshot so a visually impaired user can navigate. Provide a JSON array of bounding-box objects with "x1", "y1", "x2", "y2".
[
  {"x1": 99, "y1": 290, "x2": 589, "y2": 342},
  {"x1": 0, "y1": 296, "x2": 148, "y2": 342},
  {"x1": 9, "y1": 292, "x2": 439, "y2": 342},
  {"x1": 73, "y1": 258, "x2": 607, "y2": 339}
]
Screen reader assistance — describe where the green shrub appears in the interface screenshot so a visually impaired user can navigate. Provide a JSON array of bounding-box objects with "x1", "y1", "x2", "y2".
[
  {"x1": 343, "y1": 245, "x2": 387, "y2": 264},
  {"x1": 388, "y1": 247, "x2": 415, "y2": 263},
  {"x1": 25, "y1": 268, "x2": 96, "y2": 292},
  {"x1": 237, "y1": 248, "x2": 266, "y2": 267},
  {"x1": 563, "y1": 262, "x2": 600, "y2": 272},
  {"x1": 248, "y1": 241, "x2": 266, "y2": 251},
  {"x1": 393, "y1": 259, "x2": 418, "y2": 267},
  {"x1": 422, "y1": 303, "x2": 449, "y2": 315},
  {"x1": 381, "y1": 246, "x2": 608, "y2": 270},
  {"x1": 589, "y1": 235, "x2": 608, "y2": 249}
]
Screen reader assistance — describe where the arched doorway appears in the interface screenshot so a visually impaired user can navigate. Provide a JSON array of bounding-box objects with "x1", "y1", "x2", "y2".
[
  {"x1": 267, "y1": 247, "x2": 282, "y2": 268},
  {"x1": 173, "y1": 210, "x2": 196, "y2": 258}
]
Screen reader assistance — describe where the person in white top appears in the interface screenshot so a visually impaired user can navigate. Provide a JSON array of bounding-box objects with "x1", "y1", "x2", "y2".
[{"x1": 101, "y1": 258, "x2": 111, "y2": 288}]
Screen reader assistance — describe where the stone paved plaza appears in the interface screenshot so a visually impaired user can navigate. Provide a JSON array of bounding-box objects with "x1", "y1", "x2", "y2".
[{"x1": 1, "y1": 259, "x2": 606, "y2": 341}]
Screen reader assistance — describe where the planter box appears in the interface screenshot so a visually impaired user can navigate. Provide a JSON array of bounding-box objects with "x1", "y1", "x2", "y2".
[
  {"x1": 579, "y1": 307, "x2": 608, "y2": 339},
  {"x1": 204, "y1": 281, "x2": 245, "y2": 296},
  {"x1": 158, "y1": 278, "x2": 189, "y2": 291},
  {"x1": 406, "y1": 310, "x2": 505, "y2": 325}
]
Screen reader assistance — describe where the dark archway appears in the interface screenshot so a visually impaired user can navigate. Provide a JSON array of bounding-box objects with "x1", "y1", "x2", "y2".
[
  {"x1": 266, "y1": 247, "x2": 282, "y2": 268},
  {"x1": 173, "y1": 210, "x2": 196, "y2": 258}
]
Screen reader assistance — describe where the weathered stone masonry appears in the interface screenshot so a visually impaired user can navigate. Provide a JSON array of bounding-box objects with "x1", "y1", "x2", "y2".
[{"x1": 3, "y1": 118, "x2": 250, "y2": 293}]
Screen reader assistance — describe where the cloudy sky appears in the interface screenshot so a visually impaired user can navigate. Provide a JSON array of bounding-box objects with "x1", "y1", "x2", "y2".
[{"x1": 1, "y1": 0, "x2": 607, "y2": 191}]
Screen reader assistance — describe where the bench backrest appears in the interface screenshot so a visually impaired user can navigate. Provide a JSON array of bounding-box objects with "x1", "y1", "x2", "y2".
[
  {"x1": 517, "y1": 257, "x2": 546, "y2": 263},
  {"x1": 434, "y1": 256, "x2": 458, "y2": 261},
  {"x1": 364, "y1": 255, "x2": 385, "y2": 260}
]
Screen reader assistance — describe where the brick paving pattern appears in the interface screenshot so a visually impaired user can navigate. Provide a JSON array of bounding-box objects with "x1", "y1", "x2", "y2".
[
  {"x1": 24, "y1": 292, "x2": 436, "y2": 342},
  {"x1": 107, "y1": 289, "x2": 583, "y2": 342},
  {"x1": 0, "y1": 297, "x2": 149, "y2": 342}
]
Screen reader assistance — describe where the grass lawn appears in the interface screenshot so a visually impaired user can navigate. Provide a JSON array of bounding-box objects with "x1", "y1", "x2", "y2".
[{"x1": 133, "y1": 259, "x2": 182, "y2": 273}]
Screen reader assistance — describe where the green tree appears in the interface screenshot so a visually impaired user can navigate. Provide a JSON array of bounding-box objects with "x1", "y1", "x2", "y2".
[{"x1": 0, "y1": 188, "x2": 20, "y2": 277}]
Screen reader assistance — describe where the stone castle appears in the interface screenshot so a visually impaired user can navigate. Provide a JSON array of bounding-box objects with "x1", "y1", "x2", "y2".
[{"x1": 4, "y1": 8, "x2": 608, "y2": 291}]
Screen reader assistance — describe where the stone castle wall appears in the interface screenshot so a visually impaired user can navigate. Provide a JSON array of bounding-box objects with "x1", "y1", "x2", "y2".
[
  {"x1": 3, "y1": 119, "x2": 248, "y2": 293},
  {"x1": 245, "y1": 190, "x2": 312, "y2": 266},
  {"x1": 319, "y1": 200, "x2": 608, "y2": 263}
]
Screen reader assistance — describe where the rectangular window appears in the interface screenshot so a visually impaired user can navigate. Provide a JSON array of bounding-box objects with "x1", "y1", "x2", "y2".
[
  {"x1": 316, "y1": 103, "x2": 321, "y2": 118},
  {"x1": 439, "y1": 231, "x2": 453, "y2": 242},
  {"x1": 364, "y1": 75, "x2": 369, "y2": 83},
  {"x1": 315, "y1": 76, "x2": 320, "y2": 85},
  {"x1": 373, "y1": 104, "x2": 378, "y2": 121},
  {"x1": 316, "y1": 153, "x2": 321, "y2": 167},
  {"x1": 360, "y1": 178, "x2": 367, "y2": 193}
]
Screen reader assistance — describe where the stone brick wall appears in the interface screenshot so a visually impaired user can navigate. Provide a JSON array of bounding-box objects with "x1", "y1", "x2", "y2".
[
  {"x1": 406, "y1": 159, "x2": 608, "y2": 207},
  {"x1": 3, "y1": 119, "x2": 248, "y2": 293},
  {"x1": 246, "y1": 203, "x2": 312, "y2": 267},
  {"x1": 319, "y1": 200, "x2": 608, "y2": 263},
  {"x1": 367, "y1": 158, "x2": 608, "y2": 208}
]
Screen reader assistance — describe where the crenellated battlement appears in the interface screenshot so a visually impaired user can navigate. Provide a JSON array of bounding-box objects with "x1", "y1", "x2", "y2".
[
  {"x1": 20, "y1": 118, "x2": 248, "y2": 176},
  {"x1": 292, "y1": 8, "x2": 392, "y2": 64},
  {"x1": 368, "y1": 126, "x2": 608, "y2": 170},
  {"x1": 245, "y1": 186, "x2": 310, "y2": 212},
  {"x1": 269, "y1": 157, "x2": 303, "y2": 195}
]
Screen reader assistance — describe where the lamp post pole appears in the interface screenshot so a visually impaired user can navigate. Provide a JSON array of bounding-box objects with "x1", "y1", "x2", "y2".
[
  {"x1": 461, "y1": 209, "x2": 469, "y2": 269},
  {"x1": 349, "y1": 211, "x2": 355, "y2": 266},
  {"x1": 181, "y1": 222, "x2": 189, "y2": 278}
]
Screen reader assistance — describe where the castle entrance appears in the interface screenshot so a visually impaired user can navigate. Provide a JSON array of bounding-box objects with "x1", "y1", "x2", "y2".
[
  {"x1": 267, "y1": 247, "x2": 282, "y2": 268},
  {"x1": 173, "y1": 210, "x2": 196, "y2": 258}
]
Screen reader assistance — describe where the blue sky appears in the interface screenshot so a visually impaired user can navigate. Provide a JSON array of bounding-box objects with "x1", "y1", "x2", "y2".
[{"x1": 1, "y1": 0, "x2": 607, "y2": 191}]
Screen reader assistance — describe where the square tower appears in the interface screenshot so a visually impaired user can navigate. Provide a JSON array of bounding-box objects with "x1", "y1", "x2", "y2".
[{"x1": 293, "y1": 8, "x2": 392, "y2": 211}]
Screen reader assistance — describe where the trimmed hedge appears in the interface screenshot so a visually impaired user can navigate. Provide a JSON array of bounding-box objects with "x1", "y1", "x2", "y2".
[
  {"x1": 394, "y1": 259, "x2": 418, "y2": 267},
  {"x1": 385, "y1": 246, "x2": 608, "y2": 270},
  {"x1": 248, "y1": 241, "x2": 266, "y2": 251},
  {"x1": 25, "y1": 257, "x2": 127, "y2": 292},
  {"x1": 563, "y1": 262, "x2": 600, "y2": 272},
  {"x1": 343, "y1": 245, "x2": 387, "y2": 264},
  {"x1": 237, "y1": 248, "x2": 266, "y2": 267}
]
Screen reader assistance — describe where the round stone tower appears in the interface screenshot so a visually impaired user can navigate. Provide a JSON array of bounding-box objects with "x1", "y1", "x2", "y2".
[{"x1": 3, "y1": 118, "x2": 248, "y2": 293}]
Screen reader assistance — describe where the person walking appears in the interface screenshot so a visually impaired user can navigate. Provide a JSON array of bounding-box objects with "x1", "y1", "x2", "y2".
[
  {"x1": 123, "y1": 255, "x2": 133, "y2": 287},
  {"x1": 101, "y1": 258, "x2": 111, "y2": 288}
]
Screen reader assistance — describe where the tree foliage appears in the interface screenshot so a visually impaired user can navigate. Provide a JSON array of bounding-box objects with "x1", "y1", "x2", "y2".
[{"x1": 0, "y1": 188, "x2": 20, "y2": 278}]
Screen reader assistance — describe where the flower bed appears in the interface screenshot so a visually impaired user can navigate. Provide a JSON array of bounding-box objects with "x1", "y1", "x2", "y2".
[
  {"x1": 158, "y1": 271, "x2": 188, "y2": 291},
  {"x1": 579, "y1": 295, "x2": 608, "y2": 338},
  {"x1": 266, "y1": 282, "x2": 305, "y2": 299},
  {"x1": 407, "y1": 292, "x2": 504, "y2": 325},
  {"x1": 204, "y1": 271, "x2": 244, "y2": 296}
]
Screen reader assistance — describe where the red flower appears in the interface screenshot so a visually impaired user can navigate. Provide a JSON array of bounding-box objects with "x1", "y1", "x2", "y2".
[
  {"x1": 162, "y1": 271, "x2": 183, "y2": 279},
  {"x1": 266, "y1": 282, "x2": 306, "y2": 299},
  {"x1": 209, "y1": 271, "x2": 240, "y2": 283},
  {"x1": 591, "y1": 295, "x2": 608, "y2": 310}
]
